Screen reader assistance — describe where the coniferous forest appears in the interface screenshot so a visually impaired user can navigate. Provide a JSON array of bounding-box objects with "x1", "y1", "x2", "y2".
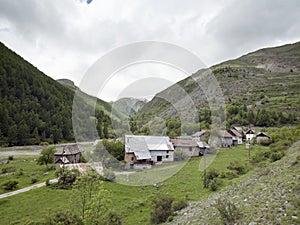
[{"x1": 0, "y1": 42, "x2": 112, "y2": 146}]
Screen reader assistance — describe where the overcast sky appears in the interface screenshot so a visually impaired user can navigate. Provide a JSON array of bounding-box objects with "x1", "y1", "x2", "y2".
[{"x1": 0, "y1": 0, "x2": 300, "y2": 101}]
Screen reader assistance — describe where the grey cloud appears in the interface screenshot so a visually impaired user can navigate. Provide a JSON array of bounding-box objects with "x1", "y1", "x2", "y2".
[{"x1": 206, "y1": 0, "x2": 300, "y2": 60}]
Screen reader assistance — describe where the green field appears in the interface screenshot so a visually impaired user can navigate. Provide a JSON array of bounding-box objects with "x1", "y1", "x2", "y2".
[
  {"x1": 0, "y1": 156, "x2": 56, "y2": 195},
  {"x1": 0, "y1": 145, "x2": 266, "y2": 224}
]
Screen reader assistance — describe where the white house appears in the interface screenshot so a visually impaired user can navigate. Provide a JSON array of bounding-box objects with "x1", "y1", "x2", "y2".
[
  {"x1": 124, "y1": 135, "x2": 174, "y2": 165},
  {"x1": 245, "y1": 129, "x2": 255, "y2": 142}
]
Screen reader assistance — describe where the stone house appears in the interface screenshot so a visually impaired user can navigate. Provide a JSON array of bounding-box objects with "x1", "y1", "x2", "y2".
[
  {"x1": 256, "y1": 132, "x2": 271, "y2": 145},
  {"x1": 219, "y1": 130, "x2": 233, "y2": 148},
  {"x1": 54, "y1": 144, "x2": 85, "y2": 169},
  {"x1": 171, "y1": 137, "x2": 201, "y2": 157}
]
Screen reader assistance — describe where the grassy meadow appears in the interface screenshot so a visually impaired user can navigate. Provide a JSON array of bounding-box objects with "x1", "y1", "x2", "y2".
[{"x1": 0, "y1": 145, "x2": 266, "y2": 224}]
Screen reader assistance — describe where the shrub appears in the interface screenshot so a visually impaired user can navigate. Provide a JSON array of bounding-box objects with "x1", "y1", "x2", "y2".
[
  {"x1": 150, "y1": 196, "x2": 174, "y2": 224},
  {"x1": 220, "y1": 170, "x2": 238, "y2": 180},
  {"x1": 207, "y1": 168, "x2": 219, "y2": 180},
  {"x1": 1, "y1": 166, "x2": 16, "y2": 174},
  {"x1": 173, "y1": 200, "x2": 188, "y2": 211},
  {"x1": 41, "y1": 210, "x2": 83, "y2": 225},
  {"x1": 227, "y1": 161, "x2": 248, "y2": 175},
  {"x1": 103, "y1": 211, "x2": 122, "y2": 225},
  {"x1": 2, "y1": 180, "x2": 18, "y2": 190},
  {"x1": 8, "y1": 155, "x2": 14, "y2": 160},
  {"x1": 270, "y1": 151, "x2": 285, "y2": 162},
  {"x1": 212, "y1": 198, "x2": 241, "y2": 224},
  {"x1": 102, "y1": 169, "x2": 116, "y2": 182},
  {"x1": 31, "y1": 177, "x2": 38, "y2": 184},
  {"x1": 56, "y1": 168, "x2": 79, "y2": 189},
  {"x1": 209, "y1": 178, "x2": 222, "y2": 191},
  {"x1": 16, "y1": 168, "x2": 24, "y2": 176},
  {"x1": 39, "y1": 142, "x2": 49, "y2": 146}
]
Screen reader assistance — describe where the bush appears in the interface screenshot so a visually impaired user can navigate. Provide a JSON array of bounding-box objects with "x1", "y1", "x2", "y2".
[
  {"x1": 39, "y1": 142, "x2": 49, "y2": 146},
  {"x1": 41, "y1": 210, "x2": 83, "y2": 225},
  {"x1": 173, "y1": 200, "x2": 188, "y2": 211},
  {"x1": 209, "y1": 178, "x2": 222, "y2": 191},
  {"x1": 1, "y1": 166, "x2": 16, "y2": 174},
  {"x1": 227, "y1": 161, "x2": 248, "y2": 175},
  {"x1": 102, "y1": 169, "x2": 116, "y2": 182},
  {"x1": 270, "y1": 151, "x2": 285, "y2": 162},
  {"x1": 31, "y1": 177, "x2": 38, "y2": 184},
  {"x1": 56, "y1": 168, "x2": 79, "y2": 189},
  {"x1": 207, "y1": 168, "x2": 219, "y2": 180},
  {"x1": 212, "y1": 198, "x2": 241, "y2": 224},
  {"x1": 220, "y1": 170, "x2": 238, "y2": 180},
  {"x1": 150, "y1": 196, "x2": 174, "y2": 224},
  {"x1": 8, "y1": 155, "x2": 14, "y2": 160},
  {"x1": 2, "y1": 180, "x2": 18, "y2": 190}
]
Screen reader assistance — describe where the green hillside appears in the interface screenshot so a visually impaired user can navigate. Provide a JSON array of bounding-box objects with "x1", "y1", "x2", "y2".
[
  {"x1": 133, "y1": 42, "x2": 300, "y2": 136},
  {"x1": 0, "y1": 42, "x2": 116, "y2": 146}
]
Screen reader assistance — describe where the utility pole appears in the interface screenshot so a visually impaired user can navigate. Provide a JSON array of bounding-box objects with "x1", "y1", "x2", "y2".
[{"x1": 203, "y1": 148, "x2": 207, "y2": 188}]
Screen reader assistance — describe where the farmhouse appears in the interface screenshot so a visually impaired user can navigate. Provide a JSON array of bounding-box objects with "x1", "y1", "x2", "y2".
[
  {"x1": 54, "y1": 144, "x2": 85, "y2": 169},
  {"x1": 256, "y1": 132, "x2": 271, "y2": 145},
  {"x1": 219, "y1": 130, "x2": 233, "y2": 148},
  {"x1": 228, "y1": 128, "x2": 243, "y2": 145},
  {"x1": 192, "y1": 130, "x2": 209, "y2": 142},
  {"x1": 124, "y1": 135, "x2": 174, "y2": 165},
  {"x1": 245, "y1": 129, "x2": 255, "y2": 142},
  {"x1": 171, "y1": 137, "x2": 200, "y2": 157}
]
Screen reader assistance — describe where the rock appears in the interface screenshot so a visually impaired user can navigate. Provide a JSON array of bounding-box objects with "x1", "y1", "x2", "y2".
[{"x1": 292, "y1": 216, "x2": 298, "y2": 220}]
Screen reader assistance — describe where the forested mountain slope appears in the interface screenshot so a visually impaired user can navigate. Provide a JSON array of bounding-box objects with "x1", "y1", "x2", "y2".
[{"x1": 0, "y1": 42, "x2": 115, "y2": 146}]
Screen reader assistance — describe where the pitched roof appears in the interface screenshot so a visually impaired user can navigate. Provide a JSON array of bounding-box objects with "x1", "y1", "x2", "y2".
[
  {"x1": 54, "y1": 144, "x2": 84, "y2": 156},
  {"x1": 171, "y1": 138, "x2": 198, "y2": 147},
  {"x1": 219, "y1": 130, "x2": 233, "y2": 138},
  {"x1": 229, "y1": 128, "x2": 243, "y2": 137},
  {"x1": 125, "y1": 135, "x2": 174, "y2": 160},
  {"x1": 256, "y1": 132, "x2": 270, "y2": 138},
  {"x1": 245, "y1": 129, "x2": 255, "y2": 134},
  {"x1": 192, "y1": 130, "x2": 207, "y2": 137}
]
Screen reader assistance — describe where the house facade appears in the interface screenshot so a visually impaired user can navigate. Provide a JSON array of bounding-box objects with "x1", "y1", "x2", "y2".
[
  {"x1": 228, "y1": 128, "x2": 243, "y2": 145},
  {"x1": 245, "y1": 129, "x2": 255, "y2": 142},
  {"x1": 124, "y1": 135, "x2": 174, "y2": 165},
  {"x1": 219, "y1": 130, "x2": 233, "y2": 148},
  {"x1": 171, "y1": 137, "x2": 201, "y2": 157},
  {"x1": 256, "y1": 132, "x2": 271, "y2": 145},
  {"x1": 54, "y1": 144, "x2": 85, "y2": 169}
]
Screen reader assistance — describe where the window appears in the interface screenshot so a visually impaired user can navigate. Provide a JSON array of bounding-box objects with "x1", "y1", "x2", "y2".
[
  {"x1": 189, "y1": 147, "x2": 193, "y2": 151},
  {"x1": 131, "y1": 156, "x2": 134, "y2": 161},
  {"x1": 167, "y1": 150, "x2": 169, "y2": 154},
  {"x1": 166, "y1": 155, "x2": 169, "y2": 159}
]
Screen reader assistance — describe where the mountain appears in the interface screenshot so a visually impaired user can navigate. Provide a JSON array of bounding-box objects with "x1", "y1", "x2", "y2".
[
  {"x1": 112, "y1": 97, "x2": 148, "y2": 116},
  {"x1": 0, "y1": 42, "x2": 117, "y2": 146},
  {"x1": 133, "y1": 42, "x2": 300, "y2": 135}
]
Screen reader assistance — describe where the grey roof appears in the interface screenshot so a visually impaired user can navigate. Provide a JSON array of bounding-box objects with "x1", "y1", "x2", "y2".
[
  {"x1": 125, "y1": 135, "x2": 174, "y2": 160},
  {"x1": 54, "y1": 144, "x2": 84, "y2": 156}
]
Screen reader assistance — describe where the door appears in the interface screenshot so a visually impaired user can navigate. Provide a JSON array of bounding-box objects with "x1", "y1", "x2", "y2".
[{"x1": 157, "y1": 156, "x2": 162, "y2": 162}]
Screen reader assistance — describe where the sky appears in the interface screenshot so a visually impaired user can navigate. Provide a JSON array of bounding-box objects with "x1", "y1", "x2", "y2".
[{"x1": 0, "y1": 0, "x2": 300, "y2": 101}]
